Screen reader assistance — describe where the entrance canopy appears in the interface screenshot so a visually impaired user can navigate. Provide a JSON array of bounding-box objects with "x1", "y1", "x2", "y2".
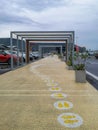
[
  {"x1": 11, "y1": 31, "x2": 74, "y2": 40},
  {"x1": 10, "y1": 31, "x2": 75, "y2": 69}
]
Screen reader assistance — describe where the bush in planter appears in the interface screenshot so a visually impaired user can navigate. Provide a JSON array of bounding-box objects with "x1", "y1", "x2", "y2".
[
  {"x1": 58, "y1": 54, "x2": 62, "y2": 59},
  {"x1": 66, "y1": 60, "x2": 72, "y2": 66},
  {"x1": 58, "y1": 54, "x2": 64, "y2": 61},
  {"x1": 74, "y1": 64, "x2": 86, "y2": 83},
  {"x1": 74, "y1": 64, "x2": 85, "y2": 70},
  {"x1": 66, "y1": 50, "x2": 73, "y2": 70},
  {"x1": 66, "y1": 60, "x2": 73, "y2": 70},
  {"x1": 74, "y1": 53, "x2": 88, "y2": 83}
]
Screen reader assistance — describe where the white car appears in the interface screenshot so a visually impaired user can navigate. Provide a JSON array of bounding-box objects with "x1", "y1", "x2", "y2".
[
  {"x1": 32, "y1": 51, "x2": 39, "y2": 59},
  {"x1": 22, "y1": 52, "x2": 34, "y2": 62},
  {"x1": 8, "y1": 51, "x2": 33, "y2": 62}
]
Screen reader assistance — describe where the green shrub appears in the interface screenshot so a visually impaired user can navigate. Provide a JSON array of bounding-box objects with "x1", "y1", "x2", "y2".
[
  {"x1": 74, "y1": 64, "x2": 85, "y2": 70},
  {"x1": 66, "y1": 60, "x2": 72, "y2": 66}
]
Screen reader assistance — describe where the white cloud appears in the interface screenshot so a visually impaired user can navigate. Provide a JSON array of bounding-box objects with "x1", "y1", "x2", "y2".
[{"x1": 0, "y1": 0, "x2": 98, "y2": 49}]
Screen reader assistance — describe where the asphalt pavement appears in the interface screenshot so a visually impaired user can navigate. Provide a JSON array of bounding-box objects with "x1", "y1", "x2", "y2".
[
  {"x1": 86, "y1": 58, "x2": 98, "y2": 76},
  {"x1": 86, "y1": 57, "x2": 98, "y2": 90}
]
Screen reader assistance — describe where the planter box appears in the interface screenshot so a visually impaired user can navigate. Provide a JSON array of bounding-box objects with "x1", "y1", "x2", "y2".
[
  {"x1": 75, "y1": 70, "x2": 86, "y2": 83},
  {"x1": 68, "y1": 66, "x2": 73, "y2": 70}
]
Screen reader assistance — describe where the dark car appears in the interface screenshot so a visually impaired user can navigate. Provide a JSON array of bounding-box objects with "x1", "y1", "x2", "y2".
[
  {"x1": 0, "y1": 50, "x2": 18, "y2": 65},
  {"x1": 95, "y1": 53, "x2": 98, "y2": 59}
]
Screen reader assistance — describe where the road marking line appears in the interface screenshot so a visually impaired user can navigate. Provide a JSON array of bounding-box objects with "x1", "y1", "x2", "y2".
[
  {"x1": 87, "y1": 62, "x2": 98, "y2": 65},
  {"x1": 86, "y1": 71, "x2": 98, "y2": 80}
]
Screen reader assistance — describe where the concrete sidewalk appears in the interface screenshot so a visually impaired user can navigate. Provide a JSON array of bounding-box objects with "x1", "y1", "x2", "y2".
[{"x1": 0, "y1": 55, "x2": 98, "y2": 130}]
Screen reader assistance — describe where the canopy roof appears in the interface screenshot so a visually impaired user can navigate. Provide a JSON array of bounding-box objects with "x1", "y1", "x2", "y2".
[{"x1": 11, "y1": 31, "x2": 74, "y2": 43}]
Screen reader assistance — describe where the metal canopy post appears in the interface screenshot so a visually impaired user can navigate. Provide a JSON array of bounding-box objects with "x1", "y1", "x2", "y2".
[
  {"x1": 38, "y1": 45, "x2": 41, "y2": 59},
  {"x1": 68, "y1": 39, "x2": 71, "y2": 60},
  {"x1": 66, "y1": 39, "x2": 68, "y2": 62},
  {"x1": 21, "y1": 37, "x2": 24, "y2": 65},
  {"x1": 16, "y1": 35, "x2": 19, "y2": 66},
  {"x1": 10, "y1": 32, "x2": 13, "y2": 70},
  {"x1": 60, "y1": 46, "x2": 63, "y2": 56},
  {"x1": 26, "y1": 40, "x2": 29, "y2": 63},
  {"x1": 72, "y1": 32, "x2": 75, "y2": 66}
]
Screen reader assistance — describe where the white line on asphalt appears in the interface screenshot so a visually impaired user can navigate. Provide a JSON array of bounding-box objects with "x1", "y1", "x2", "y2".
[
  {"x1": 86, "y1": 71, "x2": 98, "y2": 80},
  {"x1": 87, "y1": 62, "x2": 98, "y2": 65}
]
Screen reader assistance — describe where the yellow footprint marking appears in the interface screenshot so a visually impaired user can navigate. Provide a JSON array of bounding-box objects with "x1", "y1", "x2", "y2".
[
  {"x1": 64, "y1": 120, "x2": 78, "y2": 124},
  {"x1": 55, "y1": 93, "x2": 64, "y2": 98},
  {"x1": 58, "y1": 103, "x2": 63, "y2": 108},
  {"x1": 64, "y1": 102, "x2": 70, "y2": 108},
  {"x1": 61, "y1": 115, "x2": 76, "y2": 119},
  {"x1": 51, "y1": 87, "x2": 59, "y2": 90}
]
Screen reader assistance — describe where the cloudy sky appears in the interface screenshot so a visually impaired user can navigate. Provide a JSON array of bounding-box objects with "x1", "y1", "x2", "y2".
[{"x1": 0, "y1": 0, "x2": 98, "y2": 50}]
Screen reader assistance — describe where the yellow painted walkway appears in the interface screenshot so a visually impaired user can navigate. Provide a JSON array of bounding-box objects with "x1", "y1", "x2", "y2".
[{"x1": 0, "y1": 55, "x2": 98, "y2": 130}]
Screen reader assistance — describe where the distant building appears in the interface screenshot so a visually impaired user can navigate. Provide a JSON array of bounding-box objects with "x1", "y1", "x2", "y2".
[
  {"x1": 0, "y1": 38, "x2": 25, "y2": 51},
  {"x1": 74, "y1": 45, "x2": 86, "y2": 52}
]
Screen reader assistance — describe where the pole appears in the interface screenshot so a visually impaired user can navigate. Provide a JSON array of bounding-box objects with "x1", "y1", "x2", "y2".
[
  {"x1": 16, "y1": 35, "x2": 19, "y2": 66},
  {"x1": 10, "y1": 32, "x2": 13, "y2": 70}
]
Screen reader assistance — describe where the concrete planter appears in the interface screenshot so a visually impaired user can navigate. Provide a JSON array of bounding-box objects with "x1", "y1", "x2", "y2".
[
  {"x1": 75, "y1": 70, "x2": 86, "y2": 83},
  {"x1": 68, "y1": 66, "x2": 73, "y2": 70}
]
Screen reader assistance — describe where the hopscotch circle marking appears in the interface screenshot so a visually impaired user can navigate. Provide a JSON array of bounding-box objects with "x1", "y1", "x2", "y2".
[
  {"x1": 54, "y1": 101, "x2": 73, "y2": 110},
  {"x1": 43, "y1": 79, "x2": 50, "y2": 82},
  {"x1": 47, "y1": 82, "x2": 58, "y2": 87},
  {"x1": 49, "y1": 87, "x2": 61, "y2": 92},
  {"x1": 57, "y1": 113, "x2": 83, "y2": 128},
  {"x1": 51, "y1": 93, "x2": 67, "y2": 99}
]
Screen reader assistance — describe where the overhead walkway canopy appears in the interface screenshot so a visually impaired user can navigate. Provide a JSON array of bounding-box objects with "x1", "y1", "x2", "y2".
[{"x1": 10, "y1": 31, "x2": 75, "y2": 69}]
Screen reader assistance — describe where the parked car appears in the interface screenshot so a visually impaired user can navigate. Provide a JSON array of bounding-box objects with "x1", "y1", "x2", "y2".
[
  {"x1": 32, "y1": 51, "x2": 39, "y2": 59},
  {"x1": 0, "y1": 44, "x2": 10, "y2": 50},
  {"x1": 22, "y1": 52, "x2": 34, "y2": 62},
  {"x1": 88, "y1": 51, "x2": 94, "y2": 56},
  {"x1": 0, "y1": 50, "x2": 18, "y2": 65},
  {"x1": 95, "y1": 53, "x2": 98, "y2": 59},
  {"x1": 7, "y1": 51, "x2": 34, "y2": 62},
  {"x1": 6, "y1": 50, "x2": 23, "y2": 64}
]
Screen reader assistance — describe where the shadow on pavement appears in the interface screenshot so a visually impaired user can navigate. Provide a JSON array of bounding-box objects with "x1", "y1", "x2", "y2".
[
  {"x1": 0, "y1": 68, "x2": 11, "y2": 75},
  {"x1": 86, "y1": 74, "x2": 98, "y2": 90}
]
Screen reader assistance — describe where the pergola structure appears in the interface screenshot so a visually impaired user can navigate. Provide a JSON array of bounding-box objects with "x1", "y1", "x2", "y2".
[{"x1": 10, "y1": 31, "x2": 75, "y2": 69}]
